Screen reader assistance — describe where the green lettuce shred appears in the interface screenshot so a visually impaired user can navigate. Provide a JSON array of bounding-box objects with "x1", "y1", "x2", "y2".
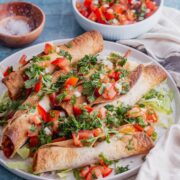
[
  {"x1": 17, "y1": 146, "x2": 30, "y2": 160},
  {"x1": 138, "y1": 88, "x2": 173, "y2": 115},
  {"x1": 7, "y1": 161, "x2": 32, "y2": 172}
]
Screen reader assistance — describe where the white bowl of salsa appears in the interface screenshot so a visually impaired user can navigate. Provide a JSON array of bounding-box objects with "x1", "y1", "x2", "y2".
[{"x1": 72, "y1": 0, "x2": 163, "y2": 40}]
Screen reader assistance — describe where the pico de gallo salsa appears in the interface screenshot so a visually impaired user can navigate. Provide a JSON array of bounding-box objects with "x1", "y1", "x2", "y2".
[{"x1": 76, "y1": 0, "x2": 158, "y2": 25}]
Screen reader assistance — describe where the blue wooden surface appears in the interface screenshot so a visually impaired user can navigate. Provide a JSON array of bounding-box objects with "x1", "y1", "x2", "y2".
[{"x1": 0, "y1": 0, "x2": 179, "y2": 179}]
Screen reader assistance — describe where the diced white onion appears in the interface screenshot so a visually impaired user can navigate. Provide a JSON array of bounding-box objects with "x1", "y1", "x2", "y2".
[
  {"x1": 44, "y1": 127, "x2": 52, "y2": 135},
  {"x1": 112, "y1": 19, "x2": 119, "y2": 25},
  {"x1": 115, "y1": 82, "x2": 122, "y2": 94},
  {"x1": 56, "y1": 47, "x2": 60, "y2": 53},
  {"x1": 107, "y1": 8, "x2": 113, "y2": 14},
  {"x1": 103, "y1": 60, "x2": 113, "y2": 69},
  {"x1": 60, "y1": 111, "x2": 66, "y2": 117},
  {"x1": 74, "y1": 91, "x2": 81, "y2": 97},
  {"x1": 103, "y1": 4, "x2": 109, "y2": 8}
]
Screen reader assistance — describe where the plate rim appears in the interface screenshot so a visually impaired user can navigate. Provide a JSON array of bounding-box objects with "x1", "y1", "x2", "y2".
[{"x1": 0, "y1": 39, "x2": 179, "y2": 180}]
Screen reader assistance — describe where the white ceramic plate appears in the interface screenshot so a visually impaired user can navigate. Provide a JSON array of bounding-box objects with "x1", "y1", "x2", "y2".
[{"x1": 0, "y1": 40, "x2": 179, "y2": 180}]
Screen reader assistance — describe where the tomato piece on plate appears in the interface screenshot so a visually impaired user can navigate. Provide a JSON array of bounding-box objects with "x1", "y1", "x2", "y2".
[
  {"x1": 93, "y1": 128, "x2": 102, "y2": 137},
  {"x1": 98, "y1": 107, "x2": 107, "y2": 119},
  {"x1": 95, "y1": 8, "x2": 106, "y2": 24},
  {"x1": 134, "y1": 124, "x2": 144, "y2": 131},
  {"x1": 19, "y1": 54, "x2": 27, "y2": 66},
  {"x1": 84, "y1": 0, "x2": 92, "y2": 8},
  {"x1": 78, "y1": 130, "x2": 94, "y2": 140},
  {"x1": 73, "y1": 106, "x2": 82, "y2": 116},
  {"x1": 72, "y1": 133, "x2": 83, "y2": 147},
  {"x1": 146, "y1": 109, "x2": 158, "y2": 123},
  {"x1": 65, "y1": 76, "x2": 79, "y2": 87},
  {"x1": 102, "y1": 84, "x2": 117, "y2": 100},
  {"x1": 51, "y1": 58, "x2": 69, "y2": 70},
  {"x1": 29, "y1": 136, "x2": 39, "y2": 147},
  {"x1": 104, "y1": 10, "x2": 115, "y2": 21},
  {"x1": 3, "y1": 66, "x2": 13, "y2": 77},
  {"x1": 47, "y1": 110, "x2": 60, "y2": 122},
  {"x1": 49, "y1": 92, "x2": 57, "y2": 106},
  {"x1": 84, "y1": 105, "x2": 93, "y2": 113},
  {"x1": 111, "y1": 4, "x2": 124, "y2": 14},
  {"x1": 146, "y1": 126, "x2": 154, "y2": 136},
  {"x1": 44, "y1": 43, "x2": 54, "y2": 55},
  {"x1": 34, "y1": 75, "x2": 42, "y2": 92},
  {"x1": 80, "y1": 166, "x2": 90, "y2": 178},
  {"x1": 102, "y1": 166, "x2": 113, "y2": 177},
  {"x1": 37, "y1": 104, "x2": 48, "y2": 122}
]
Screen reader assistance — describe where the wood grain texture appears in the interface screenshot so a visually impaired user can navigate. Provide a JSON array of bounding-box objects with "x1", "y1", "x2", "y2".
[{"x1": 0, "y1": 0, "x2": 179, "y2": 179}]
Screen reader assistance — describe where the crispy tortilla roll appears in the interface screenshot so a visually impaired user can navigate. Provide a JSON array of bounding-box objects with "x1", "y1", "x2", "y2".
[
  {"x1": 2, "y1": 31, "x2": 103, "y2": 99},
  {"x1": 93, "y1": 64, "x2": 167, "y2": 107},
  {"x1": 1, "y1": 32, "x2": 104, "y2": 158},
  {"x1": 33, "y1": 132, "x2": 153, "y2": 174}
]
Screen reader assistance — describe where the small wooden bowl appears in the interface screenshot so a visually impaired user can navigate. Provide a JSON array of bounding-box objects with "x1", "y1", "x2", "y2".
[{"x1": 0, "y1": 2, "x2": 45, "y2": 47}]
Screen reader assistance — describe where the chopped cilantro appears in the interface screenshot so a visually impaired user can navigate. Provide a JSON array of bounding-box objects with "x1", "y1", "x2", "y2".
[
  {"x1": 116, "y1": 165, "x2": 129, "y2": 174},
  {"x1": 30, "y1": 124, "x2": 36, "y2": 132},
  {"x1": 56, "y1": 92, "x2": 67, "y2": 103},
  {"x1": 32, "y1": 56, "x2": 50, "y2": 63},
  {"x1": 99, "y1": 153, "x2": 113, "y2": 165},
  {"x1": 59, "y1": 50, "x2": 72, "y2": 61}
]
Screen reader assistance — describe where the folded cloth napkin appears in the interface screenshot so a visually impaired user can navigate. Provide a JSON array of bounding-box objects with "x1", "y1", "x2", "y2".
[
  {"x1": 117, "y1": 6, "x2": 180, "y2": 180},
  {"x1": 136, "y1": 125, "x2": 180, "y2": 180},
  {"x1": 117, "y1": 6, "x2": 180, "y2": 88}
]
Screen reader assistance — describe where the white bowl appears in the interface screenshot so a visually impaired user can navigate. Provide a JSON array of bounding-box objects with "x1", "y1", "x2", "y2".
[{"x1": 72, "y1": 0, "x2": 163, "y2": 40}]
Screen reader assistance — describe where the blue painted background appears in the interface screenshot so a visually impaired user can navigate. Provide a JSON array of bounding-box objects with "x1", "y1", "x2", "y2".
[{"x1": 0, "y1": 0, "x2": 179, "y2": 179}]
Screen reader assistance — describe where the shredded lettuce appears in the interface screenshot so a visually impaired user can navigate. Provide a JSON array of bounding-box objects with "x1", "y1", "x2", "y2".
[
  {"x1": 17, "y1": 146, "x2": 30, "y2": 160},
  {"x1": 138, "y1": 88, "x2": 173, "y2": 115},
  {"x1": 7, "y1": 161, "x2": 32, "y2": 172},
  {"x1": 57, "y1": 169, "x2": 72, "y2": 179}
]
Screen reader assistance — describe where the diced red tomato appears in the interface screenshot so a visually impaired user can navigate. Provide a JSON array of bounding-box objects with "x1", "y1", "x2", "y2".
[
  {"x1": 37, "y1": 104, "x2": 48, "y2": 122},
  {"x1": 65, "y1": 76, "x2": 79, "y2": 87},
  {"x1": 88, "y1": 12, "x2": 97, "y2": 21},
  {"x1": 102, "y1": 166, "x2": 113, "y2": 177},
  {"x1": 84, "y1": 105, "x2": 93, "y2": 113},
  {"x1": 146, "y1": 126, "x2": 154, "y2": 136},
  {"x1": 44, "y1": 43, "x2": 54, "y2": 55},
  {"x1": 78, "y1": 130, "x2": 94, "y2": 140},
  {"x1": 19, "y1": 54, "x2": 27, "y2": 66},
  {"x1": 91, "y1": 166, "x2": 103, "y2": 178},
  {"x1": 3, "y1": 66, "x2": 13, "y2": 77},
  {"x1": 27, "y1": 130, "x2": 38, "y2": 137},
  {"x1": 34, "y1": 75, "x2": 42, "y2": 92},
  {"x1": 73, "y1": 106, "x2": 82, "y2": 116},
  {"x1": 93, "y1": 128, "x2": 102, "y2": 137},
  {"x1": 146, "y1": 1, "x2": 157, "y2": 11},
  {"x1": 104, "y1": 9, "x2": 115, "y2": 21},
  {"x1": 109, "y1": 71, "x2": 121, "y2": 81},
  {"x1": 72, "y1": 133, "x2": 83, "y2": 147},
  {"x1": 95, "y1": 8, "x2": 106, "y2": 24},
  {"x1": 84, "y1": 0, "x2": 92, "y2": 8},
  {"x1": 90, "y1": 4, "x2": 98, "y2": 12},
  {"x1": 127, "y1": 106, "x2": 143, "y2": 118},
  {"x1": 111, "y1": 4, "x2": 124, "y2": 14},
  {"x1": 29, "y1": 136, "x2": 39, "y2": 147},
  {"x1": 80, "y1": 166, "x2": 90, "y2": 178},
  {"x1": 25, "y1": 88, "x2": 32, "y2": 97},
  {"x1": 29, "y1": 115, "x2": 41, "y2": 125},
  {"x1": 102, "y1": 84, "x2": 117, "y2": 100},
  {"x1": 134, "y1": 124, "x2": 143, "y2": 131},
  {"x1": 128, "y1": 0, "x2": 132, "y2": 4},
  {"x1": 146, "y1": 109, "x2": 158, "y2": 123},
  {"x1": 47, "y1": 110, "x2": 60, "y2": 122},
  {"x1": 52, "y1": 137, "x2": 66, "y2": 143},
  {"x1": 86, "y1": 171, "x2": 92, "y2": 180},
  {"x1": 51, "y1": 58, "x2": 69, "y2": 70}
]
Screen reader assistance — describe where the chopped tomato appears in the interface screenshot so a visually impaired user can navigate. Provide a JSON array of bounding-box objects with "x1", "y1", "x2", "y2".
[
  {"x1": 80, "y1": 166, "x2": 90, "y2": 178},
  {"x1": 102, "y1": 84, "x2": 117, "y2": 100},
  {"x1": 78, "y1": 130, "x2": 94, "y2": 140},
  {"x1": 44, "y1": 43, "x2": 54, "y2": 55},
  {"x1": 37, "y1": 104, "x2": 48, "y2": 122},
  {"x1": 88, "y1": 12, "x2": 97, "y2": 21},
  {"x1": 93, "y1": 128, "x2": 102, "y2": 137},
  {"x1": 73, "y1": 106, "x2": 82, "y2": 116},
  {"x1": 51, "y1": 58, "x2": 69, "y2": 70},
  {"x1": 134, "y1": 124, "x2": 143, "y2": 131},
  {"x1": 72, "y1": 133, "x2": 83, "y2": 147},
  {"x1": 111, "y1": 4, "x2": 124, "y2": 14},
  {"x1": 27, "y1": 130, "x2": 38, "y2": 137},
  {"x1": 90, "y1": 4, "x2": 98, "y2": 12},
  {"x1": 29, "y1": 136, "x2": 39, "y2": 147},
  {"x1": 3, "y1": 66, "x2": 13, "y2": 77},
  {"x1": 102, "y1": 166, "x2": 113, "y2": 177},
  {"x1": 109, "y1": 71, "x2": 121, "y2": 81},
  {"x1": 47, "y1": 110, "x2": 60, "y2": 122},
  {"x1": 94, "y1": 88, "x2": 101, "y2": 97},
  {"x1": 19, "y1": 54, "x2": 27, "y2": 66},
  {"x1": 105, "y1": 10, "x2": 115, "y2": 21},
  {"x1": 84, "y1": 0, "x2": 92, "y2": 8},
  {"x1": 34, "y1": 75, "x2": 42, "y2": 92},
  {"x1": 146, "y1": 1, "x2": 157, "y2": 11},
  {"x1": 95, "y1": 8, "x2": 106, "y2": 24},
  {"x1": 146, "y1": 126, "x2": 154, "y2": 136},
  {"x1": 146, "y1": 109, "x2": 158, "y2": 123},
  {"x1": 65, "y1": 76, "x2": 79, "y2": 87},
  {"x1": 25, "y1": 88, "x2": 32, "y2": 98},
  {"x1": 86, "y1": 172, "x2": 92, "y2": 180},
  {"x1": 52, "y1": 137, "x2": 66, "y2": 143},
  {"x1": 127, "y1": 106, "x2": 143, "y2": 118},
  {"x1": 84, "y1": 105, "x2": 93, "y2": 113}
]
